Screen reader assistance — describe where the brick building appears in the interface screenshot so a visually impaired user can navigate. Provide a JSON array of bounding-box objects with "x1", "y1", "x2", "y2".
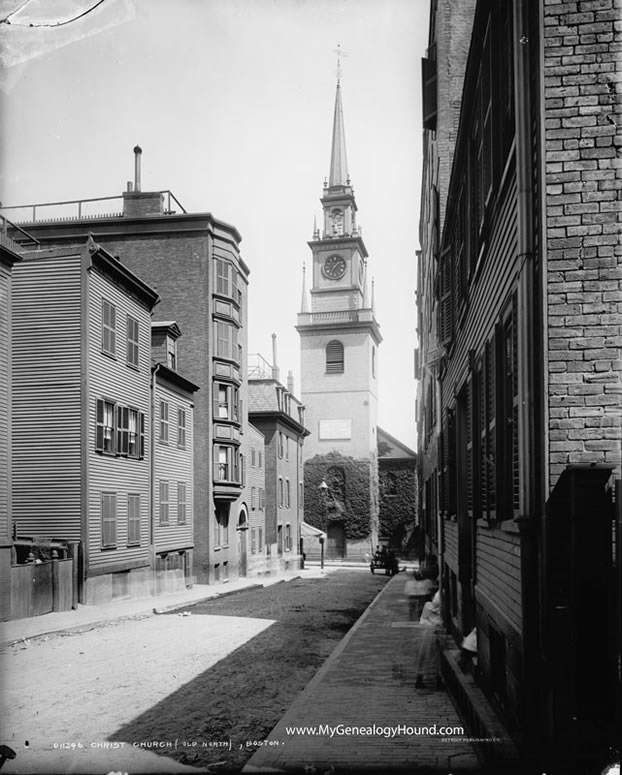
[
  {"x1": 4, "y1": 152, "x2": 250, "y2": 585},
  {"x1": 248, "y1": 350, "x2": 308, "y2": 573},
  {"x1": 417, "y1": 0, "x2": 621, "y2": 771}
]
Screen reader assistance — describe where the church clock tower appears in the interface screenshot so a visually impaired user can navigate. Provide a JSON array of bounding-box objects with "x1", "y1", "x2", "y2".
[{"x1": 297, "y1": 77, "x2": 381, "y2": 560}]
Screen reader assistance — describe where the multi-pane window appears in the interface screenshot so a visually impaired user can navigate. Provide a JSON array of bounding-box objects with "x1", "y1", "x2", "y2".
[
  {"x1": 259, "y1": 488, "x2": 265, "y2": 511},
  {"x1": 214, "y1": 383, "x2": 239, "y2": 421},
  {"x1": 126, "y1": 315, "x2": 139, "y2": 368},
  {"x1": 159, "y1": 401, "x2": 169, "y2": 443},
  {"x1": 216, "y1": 259, "x2": 234, "y2": 296},
  {"x1": 258, "y1": 451, "x2": 262, "y2": 468},
  {"x1": 285, "y1": 524, "x2": 292, "y2": 552},
  {"x1": 251, "y1": 527, "x2": 257, "y2": 554},
  {"x1": 215, "y1": 508, "x2": 229, "y2": 547},
  {"x1": 159, "y1": 481, "x2": 169, "y2": 525},
  {"x1": 127, "y1": 494, "x2": 140, "y2": 545},
  {"x1": 167, "y1": 336, "x2": 177, "y2": 370},
  {"x1": 128, "y1": 409, "x2": 143, "y2": 458},
  {"x1": 326, "y1": 340, "x2": 344, "y2": 373},
  {"x1": 251, "y1": 448, "x2": 256, "y2": 467},
  {"x1": 278, "y1": 432, "x2": 284, "y2": 458},
  {"x1": 286, "y1": 479, "x2": 291, "y2": 508},
  {"x1": 278, "y1": 477, "x2": 284, "y2": 508},
  {"x1": 102, "y1": 299, "x2": 116, "y2": 356},
  {"x1": 177, "y1": 408, "x2": 186, "y2": 447},
  {"x1": 285, "y1": 436, "x2": 289, "y2": 461},
  {"x1": 96, "y1": 399, "x2": 144, "y2": 458},
  {"x1": 258, "y1": 526, "x2": 263, "y2": 551},
  {"x1": 251, "y1": 486, "x2": 256, "y2": 510},
  {"x1": 214, "y1": 445, "x2": 240, "y2": 483},
  {"x1": 96, "y1": 399, "x2": 116, "y2": 454},
  {"x1": 215, "y1": 321, "x2": 239, "y2": 361},
  {"x1": 177, "y1": 482, "x2": 187, "y2": 525},
  {"x1": 102, "y1": 492, "x2": 117, "y2": 548}
]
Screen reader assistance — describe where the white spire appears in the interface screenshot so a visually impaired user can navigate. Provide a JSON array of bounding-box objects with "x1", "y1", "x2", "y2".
[{"x1": 300, "y1": 263, "x2": 309, "y2": 313}]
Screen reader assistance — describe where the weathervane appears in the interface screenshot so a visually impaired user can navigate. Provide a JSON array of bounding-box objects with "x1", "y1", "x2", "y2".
[{"x1": 333, "y1": 42, "x2": 349, "y2": 84}]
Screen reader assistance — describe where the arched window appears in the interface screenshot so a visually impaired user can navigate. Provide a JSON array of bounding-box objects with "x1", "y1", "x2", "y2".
[{"x1": 326, "y1": 340, "x2": 344, "y2": 374}]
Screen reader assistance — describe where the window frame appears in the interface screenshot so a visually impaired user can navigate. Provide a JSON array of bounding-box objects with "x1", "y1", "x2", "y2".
[{"x1": 96, "y1": 399, "x2": 116, "y2": 455}]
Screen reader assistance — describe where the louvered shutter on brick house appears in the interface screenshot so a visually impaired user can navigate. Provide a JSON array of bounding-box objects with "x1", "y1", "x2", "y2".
[
  {"x1": 439, "y1": 247, "x2": 453, "y2": 347},
  {"x1": 422, "y1": 49, "x2": 437, "y2": 131}
]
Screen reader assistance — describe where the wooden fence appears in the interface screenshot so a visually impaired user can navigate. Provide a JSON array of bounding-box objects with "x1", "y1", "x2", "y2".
[{"x1": 10, "y1": 559, "x2": 74, "y2": 620}]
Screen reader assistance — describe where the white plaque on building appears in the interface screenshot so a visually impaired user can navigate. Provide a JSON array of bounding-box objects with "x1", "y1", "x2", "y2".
[{"x1": 319, "y1": 419, "x2": 351, "y2": 440}]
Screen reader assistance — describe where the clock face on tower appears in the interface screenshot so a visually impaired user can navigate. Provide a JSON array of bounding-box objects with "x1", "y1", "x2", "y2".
[{"x1": 323, "y1": 254, "x2": 347, "y2": 280}]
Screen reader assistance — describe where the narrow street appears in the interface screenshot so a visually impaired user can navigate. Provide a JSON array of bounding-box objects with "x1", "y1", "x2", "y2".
[{"x1": 1, "y1": 570, "x2": 388, "y2": 774}]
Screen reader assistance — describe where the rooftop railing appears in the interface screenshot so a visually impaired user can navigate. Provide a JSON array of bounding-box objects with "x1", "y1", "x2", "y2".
[
  {"x1": 0, "y1": 214, "x2": 39, "y2": 250},
  {"x1": 0, "y1": 190, "x2": 186, "y2": 224}
]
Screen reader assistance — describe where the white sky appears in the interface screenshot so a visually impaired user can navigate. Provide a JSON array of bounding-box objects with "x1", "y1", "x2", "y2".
[{"x1": 0, "y1": 0, "x2": 429, "y2": 451}]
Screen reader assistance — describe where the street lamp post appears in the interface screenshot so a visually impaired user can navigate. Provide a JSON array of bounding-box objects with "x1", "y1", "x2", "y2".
[{"x1": 318, "y1": 480, "x2": 329, "y2": 570}]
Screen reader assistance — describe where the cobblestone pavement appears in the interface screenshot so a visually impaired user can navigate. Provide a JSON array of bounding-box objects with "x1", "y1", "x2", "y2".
[{"x1": 245, "y1": 574, "x2": 481, "y2": 774}]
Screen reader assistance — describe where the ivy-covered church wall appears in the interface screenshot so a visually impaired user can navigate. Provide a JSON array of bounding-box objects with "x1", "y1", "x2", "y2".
[{"x1": 304, "y1": 451, "x2": 373, "y2": 539}]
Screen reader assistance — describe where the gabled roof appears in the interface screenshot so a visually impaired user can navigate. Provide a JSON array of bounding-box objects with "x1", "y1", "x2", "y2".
[{"x1": 377, "y1": 426, "x2": 417, "y2": 459}]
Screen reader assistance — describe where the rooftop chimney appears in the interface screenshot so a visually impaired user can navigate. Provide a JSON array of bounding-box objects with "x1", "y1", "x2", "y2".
[
  {"x1": 271, "y1": 333, "x2": 280, "y2": 382},
  {"x1": 287, "y1": 370, "x2": 295, "y2": 394},
  {"x1": 134, "y1": 145, "x2": 142, "y2": 192},
  {"x1": 122, "y1": 145, "x2": 164, "y2": 218}
]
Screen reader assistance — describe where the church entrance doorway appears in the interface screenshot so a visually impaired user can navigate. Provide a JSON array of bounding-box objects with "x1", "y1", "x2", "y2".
[{"x1": 327, "y1": 522, "x2": 346, "y2": 559}]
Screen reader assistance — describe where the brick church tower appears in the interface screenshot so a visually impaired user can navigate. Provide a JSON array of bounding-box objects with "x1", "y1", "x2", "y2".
[{"x1": 297, "y1": 76, "x2": 382, "y2": 560}]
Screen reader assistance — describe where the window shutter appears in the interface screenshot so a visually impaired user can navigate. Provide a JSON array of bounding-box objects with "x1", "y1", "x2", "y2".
[
  {"x1": 439, "y1": 247, "x2": 453, "y2": 347},
  {"x1": 421, "y1": 50, "x2": 437, "y2": 131},
  {"x1": 326, "y1": 340, "x2": 344, "y2": 373},
  {"x1": 511, "y1": 295, "x2": 520, "y2": 515},
  {"x1": 96, "y1": 399, "x2": 104, "y2": 451},
  {"x1": 139, "y1": 412, "x2": 145, "y2": 459}
]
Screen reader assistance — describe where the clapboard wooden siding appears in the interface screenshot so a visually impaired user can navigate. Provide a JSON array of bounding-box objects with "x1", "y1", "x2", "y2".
[
  {"x1": 87, "y1": 266, "x2": 152, "y2": 571},
  {"x1": 11, "y1": 252, "x2": 83, "y2": 539},
  {"x1": 476, "y1": 525, "x2": 522, "y2": 634},
  {"x1": 154, "y1": 380, "x2": 194, "y2": 552},
  {"x1": 0, "y1": 262, "x2": 11, "y2": 539}
]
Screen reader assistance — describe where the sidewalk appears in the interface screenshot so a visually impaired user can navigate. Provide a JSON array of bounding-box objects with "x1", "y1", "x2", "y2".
[
  {"x1": 0, "y1": 567, "x2": 328, "y2": 649},
  {"x1": 244, "y1": 574, "x2": 483, "y2": 774}
]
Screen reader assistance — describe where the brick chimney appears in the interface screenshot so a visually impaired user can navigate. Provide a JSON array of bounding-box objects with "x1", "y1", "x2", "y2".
[{"x1": 122, "y1": 145, "x2": 164, "y2": 217}]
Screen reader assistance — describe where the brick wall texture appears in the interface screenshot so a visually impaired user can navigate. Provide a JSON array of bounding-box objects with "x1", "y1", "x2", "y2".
[{"x1": 544, "y1": 0, "x2": 622, "y2": 487}]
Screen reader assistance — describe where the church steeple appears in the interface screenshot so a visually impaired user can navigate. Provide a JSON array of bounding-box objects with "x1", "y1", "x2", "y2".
[{"x1": 329, "y1": 82, "x2": 349, "y2": 188}]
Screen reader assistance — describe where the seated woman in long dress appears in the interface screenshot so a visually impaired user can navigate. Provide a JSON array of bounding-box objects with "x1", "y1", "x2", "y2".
[{"x1": 413, "y1": 591, "x2": 442, "y2": 689}]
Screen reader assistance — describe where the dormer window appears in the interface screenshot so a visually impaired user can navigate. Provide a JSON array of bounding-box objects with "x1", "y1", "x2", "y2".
[{"x1": 166, "y1": 335, "x2": 177, "y2": 370}]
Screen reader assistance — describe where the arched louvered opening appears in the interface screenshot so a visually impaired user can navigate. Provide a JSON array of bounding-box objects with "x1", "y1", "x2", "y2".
[{"x1": 326, "y1": 340, "x2": 344, "y2": 374}]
